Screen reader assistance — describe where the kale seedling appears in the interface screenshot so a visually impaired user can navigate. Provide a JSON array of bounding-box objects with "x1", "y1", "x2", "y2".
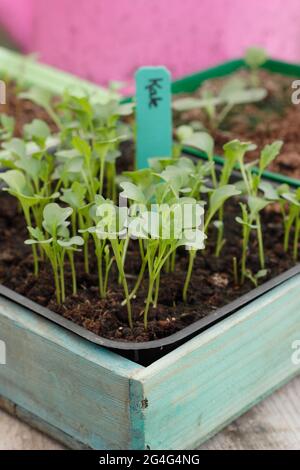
[
  {"x1": 83, "y1": 196, "x2": 133, "y2": 328},
  {"x1": 120, "y1": 168, "x2": 206, "y2": 325},
  {"x1": 244, "y1": 47, "x2": 268, "y2": 87},
  {"x1": 0, "y1": 169, "x2": 58, "y2": 275},
  {"x1": 280, "y1": 188, "x2": 300, "y2": 260},
  {"x1": 19, "y1": 87, "x2": 63, "y2": 129},
  {"x1": 235, "y1": 140, "x2": 283, "y2": 281},
  {"x1": 173, "y1": 78, "x2": 267, "y2": 129},
  {"x1": 0, "y1": 114, "x2": 15, "y2": 141},
  {"x1": 25, "y1": 203, "x2": 84, "y2": 303},
  {"x1": 176, "y1": 128, "x2": 217, "y2": 188}
]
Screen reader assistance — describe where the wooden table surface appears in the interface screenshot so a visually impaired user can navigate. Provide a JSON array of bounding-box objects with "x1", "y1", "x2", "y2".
[{"x1": 0, "y1": 376, "x2": 299, "y2": 450}]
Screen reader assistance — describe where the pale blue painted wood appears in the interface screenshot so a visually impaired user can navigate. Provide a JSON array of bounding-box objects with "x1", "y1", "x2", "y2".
[
  {"x1": 134, "y1": 275, "x2": 300, "y2": 449},
  {"x1": 1, "y1": 275, "x2": 300, "y2": 449},
  {"x1": 135, "y1": 66, "x2": 172, "y2": 168},
  {"x1": 0, "y1": 296, "x2": 143, "y2": 449},
  {"x1": 129, "y1": 378, "x2": 147, "y2": 449},
  {"x1": 0, "y1": 396, "x2": 89, "y2": 449}
]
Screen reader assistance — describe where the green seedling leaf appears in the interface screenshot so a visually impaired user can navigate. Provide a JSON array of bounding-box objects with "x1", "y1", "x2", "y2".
[
  {"x1": 245, "y1": 267, "x2": 268, "y2": 287},
  {"x1": 0, "y1": 169, "x2": 28, "y2": 194},
  {"x1": 25, "y1": 141, "x2": 41, "y2": 156},
  {"x1": 175, "y1": 125, "x2": 194, "y2": 142},
  {"x1": 58, "y1": 236, "x2": 84, "y2": 248},
  {"x1": 209, "y1": 185, "x2": 241, "y2": 219},
  {"x1": 0, "y1": 114, "x2": 15, "y2": 140},
  {"x1": 259, "y1": 141, "x2": 283, "y2": 172},
  {"x1": 223, "y1": 87, "x2": 267, "y2": 105},
  {"x1": 182, "y1": 131, "x2": 214, "y2": 159},
  {"x1": 248, "y1": 196, "x2": 270, "y2": 216},
  {"x1": 93, "y1": 99, "x2": 119, "y2": 121},
  {"x1": 55, "y1": 149, "x2": 81, "y2": 160},
  {"x1": 95, "y1": 204, "x2": 127, "y2": 239},
  {"x1": 24, "y1": 119, "x2": 50, "y2": 142},
  {"x1": 94, "y1": 140, "x2": 114, "y2": 162},
  {"x1": 235, "y1": 216, "x2": 257, "y2": 229},
  {"x1": 234, "y1": 180, "x2": 249, "y2": 193},
  {"x1": 121, "y1": 168, "x2": 158, "y2": 203},
  {"x1": 0, "y1": 150, "x2": 16, "y2": 168},
  {"x1": 223, "y1": 139, "x2": 256, "y2": 157},
  {"x1": 177, "y1": 228, "x2": 207, "y2": 250},
  {"x1": 282, "y1": 192, "x2": 300, "y2": 207},
  {"x1": 15, "y1": 156, "x2": 43, "y2": 183},
  {"x1": 259, "y1": 181, "x2": 279, "y2": 200},
  {"x1": 19, "y1": 87, "x2": 52, "y2": 110},
  {"x1": 117, "y1": 102, "x2": 134, "y2": 116},
  {"x1": 1, "y1": 169, "x2": 58, "y2": 209},
  {"x1": 256, "y1": 269, "x2": 268, "y2": 279},
  {"x1": 213, "y1": 220, "x2": 224, "y2": 229},
  {"x1": 222, "y1": 140, "x2": 256, "y2": 181},
  {"x1": 42, "y1": 203, "x2": 73, "y2": 237},
  {"x1": 176, "y1": 157, "x2": 196, "y2": 173},
  {"x1": 60, "y1": 182, "x2": 87, "y2": 209},
  {"x1": 158, "y1": 165, "x2": 190, "y2": 192},
  {"x1": 24, "y1": 238, "x2": 53, "y2": 245},
  {"x1": 72, "y1": 136, "x2": 91, "y2": 161},
  {"x1": 105, "y1": 149, "x2": 121, "y2": 164},
  {"x1": 122, "y1": 168, "x2": 154, "y2": 187},
  {"x1": 25, "y1": 237, "x2": 53, "y2": 245},
  {"x1": 148, "y1": 157, "x2": 175, "y2": 173},
  {"x1": 27, "y1": 226, "x2": 45, "y2": 241},
  {"x1": 65, "y1": 157, "x2": 84, "y2": 174},
  {"x1": 219, "y1": 77, "x2": 247, "y2": 98},
  {"x1": 172, "y1": 96, "x2": 222, "y2": 112},
  {"x1": 2, "y1": 138, "x2": 26, "y2": 159},
  {"x1": 119, "y1": 182, "x2": 146, "y2": 204},
  {"x1": 277, "y1": 184, "x2": 290, "y2": 196}
]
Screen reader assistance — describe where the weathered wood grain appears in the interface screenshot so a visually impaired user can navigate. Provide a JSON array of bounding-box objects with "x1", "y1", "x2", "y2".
[
  {"x1": 0, "y1": 296, "x2": 143, "y2": 449},
  {"x1": 201, "y1": 376, "x2": 300, "y2": 450},
  {"x1": 1, "y1": 376, "x2": 300, "y2": 449},
  {"x1": 135, "y1": 275, "x2": 300, "y2": 449}
]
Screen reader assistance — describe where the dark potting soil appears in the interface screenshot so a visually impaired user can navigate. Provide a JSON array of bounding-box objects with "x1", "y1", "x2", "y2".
[
  {"x1": 0, "y1": 193, "x2": 297, "y2": 343},
  {"x1": 1, "y1": 81, "x2": 58, "y2": 136},
  {"x1": 174, "y1": 69, "x2": 300, "y2": 179}
]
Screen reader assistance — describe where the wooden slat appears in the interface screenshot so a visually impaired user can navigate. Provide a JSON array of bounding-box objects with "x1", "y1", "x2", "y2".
[
  {"x1": 2, "y1": 376, "x2": 300, "y2": 449},
  {"x1": 134, "y1": 275, "x2": 300, "y2": 449},
  {"x1": 0, "y1": 296, "x2": 143, "y2": 449}
]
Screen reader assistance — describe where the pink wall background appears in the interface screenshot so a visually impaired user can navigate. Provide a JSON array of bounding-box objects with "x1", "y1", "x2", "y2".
[
  {"x1": 1, "y1": 0, "x2": 300, "y2": 86},
  {"x1": 0, "y1": 0, "x2": 32, "y2": 46}
]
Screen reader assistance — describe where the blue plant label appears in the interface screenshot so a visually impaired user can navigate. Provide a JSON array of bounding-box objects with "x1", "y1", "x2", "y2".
[{"x1": 135, "y1": 66, "x2": 172, "y2": 169}]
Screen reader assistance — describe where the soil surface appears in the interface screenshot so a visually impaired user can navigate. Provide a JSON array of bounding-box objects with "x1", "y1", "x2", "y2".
[
  {"x1": 0, "y1": 193, "x2": 297, "y2": 343},
  {"x1": 174, "y1": 69, "x2": 300, "y2": 180},
  {"x1": 0, "y1": 77, "x2": 298, "y2": 343}
]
